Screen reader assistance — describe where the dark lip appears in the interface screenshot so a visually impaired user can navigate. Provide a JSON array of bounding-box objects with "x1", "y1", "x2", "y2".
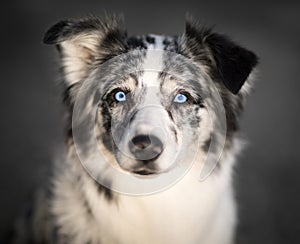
[
  {"x1": 132, "y1": 169, "x2": 158, "y2": 175},
  {"x1": 132, "y1": 153, "x2": 162, "y2": 163}
]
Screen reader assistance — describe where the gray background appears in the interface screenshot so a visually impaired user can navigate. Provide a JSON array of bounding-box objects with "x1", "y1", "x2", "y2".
[{"x1": 1, "y1": 0, "x2": 300, "y2": 243}]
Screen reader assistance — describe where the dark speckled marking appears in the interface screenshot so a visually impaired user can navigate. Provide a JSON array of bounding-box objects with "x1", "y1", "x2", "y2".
[
  {"x1": 127, "y1": 36, "x2": 147, "y2": 49},
  {"x1": 162, "y1": 36, "x2": 179, "y2": 51},
  {"x1": 169, "y1": 125, "x2": 178, "y2": 142},
  {"x1": 100, "y1": 102, "x2": 113, "y2": 151},
  {"x1": 167, "y1": 109, "x2": 174, "y2": 122},
  {"x1": 163, "y1": 38, "x2": 170, "y2": 46},
  {"x1": 188, "y1": 114, "x2": 201, "y2": 128},
  {"x1": 96, "y1": 181, "x2": 114, "y2": 201},
  {"x1": 202, "y1": 136, "x2": 211, "y2": 152},
  {"x1": 146, "y1": 35, "x2": 155, "y2": 44},
  {"x1": 83, "y1": 196, "x2": 93, "y2": 216},
  {"x1": 129, "y1": 110, "x2": 137, "y2": 125}
]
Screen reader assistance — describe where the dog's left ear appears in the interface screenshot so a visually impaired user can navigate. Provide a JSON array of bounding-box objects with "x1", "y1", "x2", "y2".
[{"x1": 182, "y1": 21, "x2": 258, "y2": 94}]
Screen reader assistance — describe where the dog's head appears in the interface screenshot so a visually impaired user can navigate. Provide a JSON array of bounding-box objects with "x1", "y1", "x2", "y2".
[{"x1": 44, "y1": 16, "x2": 257, "y2": 177}]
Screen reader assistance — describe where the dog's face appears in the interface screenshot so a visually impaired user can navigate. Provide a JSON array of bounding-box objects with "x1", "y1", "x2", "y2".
[
  {"x1": 44, "y1": 16, "x2": 257, "y2": 177},
  {"x1": 97, "y1": 52, "x2": 210, "y2": 175}
]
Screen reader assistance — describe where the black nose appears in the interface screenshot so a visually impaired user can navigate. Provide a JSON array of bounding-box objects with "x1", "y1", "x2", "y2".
[{"x1": 129, "y1": 135, "x2": 163, "y2": 161}]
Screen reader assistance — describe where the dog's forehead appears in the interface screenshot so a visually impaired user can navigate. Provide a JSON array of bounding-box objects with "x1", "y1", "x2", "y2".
[
  {"x1": 126, "y1": 34, "x2": 182, "y2": 88},
  {"x1": 100, "y1": 34, "x2": 206, "y2": 96}
]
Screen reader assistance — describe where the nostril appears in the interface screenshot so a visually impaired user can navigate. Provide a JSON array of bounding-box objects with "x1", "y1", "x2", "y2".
[{"x1": 131, "y1": 135, "x2": 151, "y2": 149}]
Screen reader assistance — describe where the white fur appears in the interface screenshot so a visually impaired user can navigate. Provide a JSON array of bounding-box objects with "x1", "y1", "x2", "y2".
[{"x1": 50, "y1": 138, "x2": 241, "y2": 244}]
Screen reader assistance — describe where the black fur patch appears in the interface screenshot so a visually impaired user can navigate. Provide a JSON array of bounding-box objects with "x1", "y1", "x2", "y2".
[
  {"x1": 205, "y1": 33, "x2": 258, "y2": 94},
  {"x1": 182, "y1": 21, "x2": 258, "y2": 94},
  {"x1": 163, "y1": 36, "x2": 179, "y2": 51},
  {"x1": 162, "y1": 38, "x2": 170, "y2": 46},
  {"x1": 126, "y1": 36, "x2": 147, "y2": 49},
  {"x1": 97, "y1": 28, "x2": 128, "y2": 63},
  {"x1": 202, "y1": 137, "x2": 211, "y2": 152},
  {"x1": 145, "y1": 35, "x2": 155, "y2": 44},
  {"x1": 43, "y1": 16, "x2": 126, "y2": 45},
  {"x1": 43, "y1": 20, "x2": 74, "y2": 44},
  {"x1": 96, "y1": 183, "x2": 114, "y2": 201}
]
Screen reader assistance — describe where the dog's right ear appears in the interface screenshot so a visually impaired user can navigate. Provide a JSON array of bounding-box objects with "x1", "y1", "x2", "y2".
[{"x1": 43, "y1": 16, "x2": 127, "y2": 86}]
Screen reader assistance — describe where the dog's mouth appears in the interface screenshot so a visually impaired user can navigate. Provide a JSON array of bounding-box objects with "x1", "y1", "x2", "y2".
[{"x1": 132, "y1": 167, "x2": 158, "y2": 176}]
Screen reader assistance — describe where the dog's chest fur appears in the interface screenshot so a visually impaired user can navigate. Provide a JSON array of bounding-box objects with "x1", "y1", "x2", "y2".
[{"x1": 49, "y1": 149, "x2": 237, "y2": 244}]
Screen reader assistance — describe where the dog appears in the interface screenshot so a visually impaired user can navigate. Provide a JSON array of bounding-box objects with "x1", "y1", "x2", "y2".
[{"x1": 14, "y1": 15, "x2": 258, "y2": 244}]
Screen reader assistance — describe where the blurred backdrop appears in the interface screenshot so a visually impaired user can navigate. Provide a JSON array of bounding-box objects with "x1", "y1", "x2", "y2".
[{"x1": 1, "y1": 0, "x2": 300, "y2": 243}]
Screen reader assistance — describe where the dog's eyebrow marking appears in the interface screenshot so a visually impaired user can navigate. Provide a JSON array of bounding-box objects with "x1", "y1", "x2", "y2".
[{"x1": 129, "y1": 73, "x2": 139, "y2": 87}]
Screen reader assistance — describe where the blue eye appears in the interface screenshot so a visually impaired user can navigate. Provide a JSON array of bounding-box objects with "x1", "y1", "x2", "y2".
[
  {"x1": 174, "y1": 93, "x2": 188, "y2": 103},
  {"x1": 114, "y1": 91, "x2": 126, "y2": 102}
]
